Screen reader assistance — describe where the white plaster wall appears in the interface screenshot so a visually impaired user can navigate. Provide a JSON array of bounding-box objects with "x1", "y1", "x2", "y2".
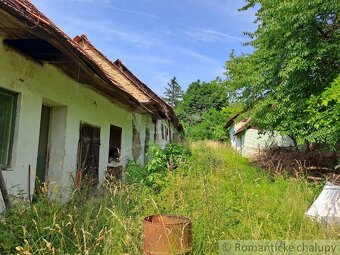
[
  {"x1": 130, "y1": 113, "x2": 154, "y2": 165},
  {"x1": 0, "y1": 37, "x2": 152, "y2": 210},
  {"x1": 169, "y1": 122, "x2": 180, "y2": 143},
  {"x1": 228, "y1": 124, "x2": 295, "y2": 157},
  {"x1": 235, "y1": 133, "x2": 245, "y2": 154},
  {"x1": 228, "y1": 124, "x2": 237, "y2": 149},
  {"x1": 155, "y1": 119, "x2": 173, "y2": 149},
  {"x1": 241, "y1": 128, "x2": 295, "y2": 157}
]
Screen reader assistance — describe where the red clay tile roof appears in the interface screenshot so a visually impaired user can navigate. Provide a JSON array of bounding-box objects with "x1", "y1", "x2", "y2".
[
  {"x1": 114, "y1": 59, "x2": 183, "y2": 130},
  {"x1": 73, "y1": 35, "x2": 152, "y2": 103},
  {"x1": 73, "y1": 35, "x2": 182, "y2": 129}
]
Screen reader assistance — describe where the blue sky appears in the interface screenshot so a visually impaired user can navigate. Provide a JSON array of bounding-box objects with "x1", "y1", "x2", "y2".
[{"x1": 31, "y1": 0, "x2": 257, "y2": 96}]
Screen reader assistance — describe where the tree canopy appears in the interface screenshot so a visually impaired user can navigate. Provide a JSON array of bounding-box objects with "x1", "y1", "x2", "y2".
[
  {"x1": 225, "y1": 0, "x2": 340, "y2": 148},
  {"x1": 176, "y1": 78, "x2": 229, "y2": 126},
  {"x1": 162, "y1": 77, "x2": 183, "y2": 108},
  {"x1": 175, "y1": 78, "x2": 238, "y2": 141}
]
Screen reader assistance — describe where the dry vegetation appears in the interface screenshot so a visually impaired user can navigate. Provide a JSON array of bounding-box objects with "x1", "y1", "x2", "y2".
[{"x1": 251, "y1": 147, "x2": 339, "y2": 181}]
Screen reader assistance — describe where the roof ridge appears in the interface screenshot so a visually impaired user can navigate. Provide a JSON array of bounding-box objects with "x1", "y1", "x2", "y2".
[
  {"x1": 113, "y1": 59, "x2": 176, "y2": 119},
  {"x1": 73, "y1": 34, "x2": 153, "y2": 102}
]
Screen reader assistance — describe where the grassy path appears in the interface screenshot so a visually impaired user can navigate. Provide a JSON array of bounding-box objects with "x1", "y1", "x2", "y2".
[{"x1": 0, "y1": 141, "x2": 338, "y2": 254}]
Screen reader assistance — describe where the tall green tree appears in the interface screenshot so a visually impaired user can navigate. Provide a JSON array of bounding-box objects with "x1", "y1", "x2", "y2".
[
  {"x1": 162, "y1": 77, "x2": 183, "y2": 108},
  {"x1": 185, "y1": 105, "x2": 242, "y2": 141},
  {"x1": 176, "y1": 78, "x2": 229, "y2": 126},
  {"x1": 175, "y1": 78, "x2": 233, "y2": 141},
  {"x1": 225, "y1": 0, "x2": 340, "y2": 148},
  {"x1": 306, "y1": 74, "x2": 340, "y2": 148}
]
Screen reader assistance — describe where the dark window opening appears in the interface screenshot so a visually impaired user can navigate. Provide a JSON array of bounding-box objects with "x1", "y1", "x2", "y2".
[
  {"x1": 77, "y1": 123, "x2": 101, "y2": 185},
  {"x1": 161, "y1": 123, "x2": 164, "y2": 140},
  {"x1": 165, "y1": 126, "x2": 169, "y2": 141},
  {"x1": 152, "y1": 120, "x2": 157, "y2": 142},
  {"x1": 108, "y1": 125, "x2": 122, "y2": 163},
  {"x1": 145, "y1": 128, "x2": 150, "y2": 152},
  {"x1": 0, "y1": 88, "x2": 17, "y2": 169}
]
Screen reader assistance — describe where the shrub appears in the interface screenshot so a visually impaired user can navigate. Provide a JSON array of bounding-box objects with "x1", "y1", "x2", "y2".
[
  {"x1": 125, "y1": 143, "x2": 191, "y2": 191},
  {"x1": 164, "y1": 143, "x2": 191, "y2": 171}
]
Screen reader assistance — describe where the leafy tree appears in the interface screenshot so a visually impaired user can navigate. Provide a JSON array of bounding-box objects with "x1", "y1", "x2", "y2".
[
  {"x1": 225, "y1": 0, "x2": 340, "y2": 147},
  {"x1": 306, "y1": 74, "x2": 340, "y2": 149},
  {"x1": 162, "y1": 77, "x2": 183, "y2": 108},
  {"x1": 185, "y1": 106, "x2": 242, "y2": 141},
  {"x1": 176, "y1": 78, "x2": 229, "y2": 126}
]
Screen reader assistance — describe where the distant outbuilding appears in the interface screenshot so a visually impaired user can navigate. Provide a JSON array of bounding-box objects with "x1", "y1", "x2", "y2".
[{"x1": 224, "y1": 114, "x2": 295, "y2": 157}]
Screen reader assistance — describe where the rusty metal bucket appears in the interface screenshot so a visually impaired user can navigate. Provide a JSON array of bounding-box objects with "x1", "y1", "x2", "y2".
[{"x1": 143, "y1": 214, "x2": 192, "y2": 255}]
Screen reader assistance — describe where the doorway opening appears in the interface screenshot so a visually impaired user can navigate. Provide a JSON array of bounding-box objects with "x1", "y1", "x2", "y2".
[
  {"x1": 77, "y1": 122, "x2": 101, "y2": 186},
  {"x1": 108, "y1": 125, "x2": 122, "y2": 163},
  {"x1": 36, "y1": 105, "x2": 51, "y2": 189}
]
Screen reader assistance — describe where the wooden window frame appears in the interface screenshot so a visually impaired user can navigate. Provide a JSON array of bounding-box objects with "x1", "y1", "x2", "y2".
[{"x1": 0, "y1": 88, "x2": 17, "y2": 169}]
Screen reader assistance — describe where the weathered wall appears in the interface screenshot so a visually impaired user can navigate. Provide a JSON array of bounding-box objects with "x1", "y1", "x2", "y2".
[
  {"x1": 228, "y1": 123, "x2": 237, "y2": 148},
  {"x1": 155, "y1": 119, "x2": 176, "y2": 149},
  {"x1": 242, "y1": 129, "x2": 294, "y2": 156},
  {"x1": 230, "y1": 127, "x2": 295, "y2": 157},
  {"x1": 0, "y1": 37, "x2": 153, "y2": 210}
]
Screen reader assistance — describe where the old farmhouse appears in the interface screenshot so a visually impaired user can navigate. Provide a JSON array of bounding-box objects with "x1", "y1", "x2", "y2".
[
  {"x1": 225, "y1": 114, "x2": 295, "y2": 157},
  {"x1": 0, "y1": 0, "x2": 182, "y2": 211}
]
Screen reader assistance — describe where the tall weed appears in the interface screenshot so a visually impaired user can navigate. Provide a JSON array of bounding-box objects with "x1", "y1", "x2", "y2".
[{"x1": 0, "y1": 141, "x2": 338, "y2": 255}]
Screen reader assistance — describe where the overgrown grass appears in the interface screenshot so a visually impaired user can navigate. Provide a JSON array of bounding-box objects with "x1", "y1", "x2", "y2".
[{"x1": 0, "y1": 141, "x2": 338, "y2": 254}]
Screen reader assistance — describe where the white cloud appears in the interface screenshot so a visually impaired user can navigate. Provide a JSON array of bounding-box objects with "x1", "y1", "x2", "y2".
[
  {"x1": 183, "y1": 27, "x2": 245, "y2": 43},
  {"x1": 174, "y1": 46, "x2": 218, "y2": 65},
  {"x1": 198, "y1": 28, "x2": 245, "y2": 42},
  {"x1": 106, "y1": 6, "x2": 160, "y2": 19},
  {"x1": 60, "y1": 16, "x2": 160, "y2": 48}
]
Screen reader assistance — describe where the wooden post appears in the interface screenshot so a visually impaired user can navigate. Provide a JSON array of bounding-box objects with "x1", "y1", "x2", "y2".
[{"x1": 0, "y1": 170, "x2": 11, "y2": 209}]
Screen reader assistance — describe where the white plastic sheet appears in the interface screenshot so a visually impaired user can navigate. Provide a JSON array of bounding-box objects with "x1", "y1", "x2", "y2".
[{"x1": 306, "y1": 181, "x2": 340, "y2": 225}]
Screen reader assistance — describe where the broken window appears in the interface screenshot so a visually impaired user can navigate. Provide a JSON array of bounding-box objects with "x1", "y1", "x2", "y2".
[
  {"x1": 0, "y1": 88, "x2": 17, "y2": 169},
  {"x1": 108, "y1": 125, "x2": 122, "y2": 163},
  {"x1": 77, "y1": 122, "x2": 101, "y2": 185}
]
